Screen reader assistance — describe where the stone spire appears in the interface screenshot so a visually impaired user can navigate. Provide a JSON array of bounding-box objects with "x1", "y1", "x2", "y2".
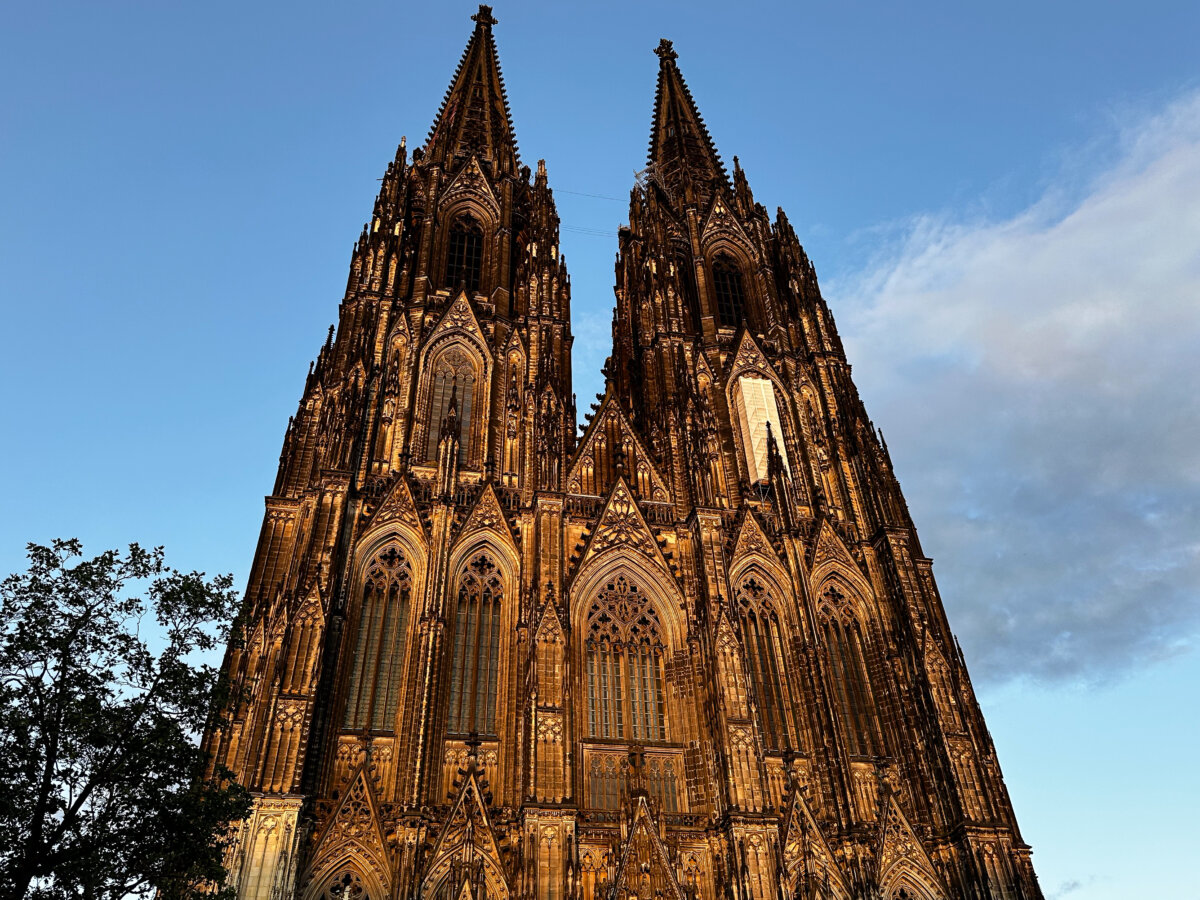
[
  {"x1": 646, "y1": 39, "x2": 727, "y2": 203},
  {"x1": 424, "y1": 5, "x2": 520, "y2": 177}
]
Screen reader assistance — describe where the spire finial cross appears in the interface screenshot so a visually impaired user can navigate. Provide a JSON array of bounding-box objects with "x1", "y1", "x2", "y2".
[
  {"x1": 655, "y1": 38, "x2": 678, "y2": 61},
  {"x1": 472, "y1": 4, "x2": 498, "y2": 28}
]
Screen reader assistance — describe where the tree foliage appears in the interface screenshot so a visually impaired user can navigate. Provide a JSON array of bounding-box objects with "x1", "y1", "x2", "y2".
[{"x1": 0, "y1": 539, "x2": 250, "y2": 900}]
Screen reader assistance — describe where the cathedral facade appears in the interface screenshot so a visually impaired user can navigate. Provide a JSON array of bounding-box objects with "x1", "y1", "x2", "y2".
[{"x1": 204, "y1": 9, "x2": 1042, "y2": 899}]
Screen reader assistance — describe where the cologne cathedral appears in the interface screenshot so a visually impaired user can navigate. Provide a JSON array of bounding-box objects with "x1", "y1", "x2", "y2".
[{"x1": 204, "y1": 8, "x2": 1042, "y2": 899}]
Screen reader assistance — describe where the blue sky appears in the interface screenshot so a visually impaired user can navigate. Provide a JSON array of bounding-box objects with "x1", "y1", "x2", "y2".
[{"x1": 3, "y1": 2, "x2": 1198, "y2": 896}]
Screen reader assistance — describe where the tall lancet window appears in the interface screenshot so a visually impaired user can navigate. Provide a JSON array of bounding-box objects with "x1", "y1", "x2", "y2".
[
  {"x1": 343, "y1": 547, "x2": 412, "y2": 732},
  {"x1": 447, "y1": 553, "x2": 503, "y2": 736},
  {"x1": 445, "y1": 215, "x2": 484, "y2": 293},
  {"x1": 735, "y1": 576, "x2": 794, "y2": 753},
  {"x1": 425, "y1": 347, "x2": 476, "y2": 464},
  {"x1": 712, "y1": 254, "x2": 745, "y2": 328},
  {"x1": 819, "y1": 585, "x2": 883, "y2": 757},
  {"x1": 585, "y1": 576, "x2": 667, "y2": 743}
]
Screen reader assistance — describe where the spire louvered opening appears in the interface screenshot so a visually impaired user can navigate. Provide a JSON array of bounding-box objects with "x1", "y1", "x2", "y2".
[
  {"x1": 445, "y1": 215, "x2": 484, "y2": 293},
  {"x1": 712, "y1": 254, "x2": 745, "y2": 328}
]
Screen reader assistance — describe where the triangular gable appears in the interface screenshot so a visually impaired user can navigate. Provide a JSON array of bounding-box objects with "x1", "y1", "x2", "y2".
[
  {"x1": 566, "y1": 391, "x2": 670, "y2": 501},
  {"x1": 533, "y1": 599, "x2": 564, "y2": 644},
  {"x1": 609, "y1": 795, "x2": 686, "y2": 900},
  {"x1": 700, "y1": 192, "x2": 754, "y2": 254},
  {"x1": 726, "y1": 330, "x2": 780, "y2": 384},
  {"x1": 421, "y1": 765, "x2": 510, "y2": 900},
  {"x1": 306, "y1": 769, "x2": 391, "y2": 895},
  {"x1": 369, "y1": 475, "x2": 427, "y2": 541},
  {"x1": 714, "y1": 605, "x2": 741, "y2": 652},
  {"x1": 875, "y1": 796, "x2": 947, "y2": 898},
  {"x1": 577, "y1": 477, "x2": 672, "y2": 575},
  {"x1": 731, "y1": 509, "x2": 781, "y2": 566},
  {"x1": 440, "y1": 154, "x2": 500, "y2": 213},
  {"x1": 454, "y1": 482, "x2": 515, "y2": 548},
  {"x1": 501, "y1": 327, "x2": 525, "y2": 361},
  {"x1": 387, "y1": 312, "x2": 411, "y2": 347},
  {"x1": 780, "y1": 789, "x2": 851, "y2": 899},
  {"x1": 294, "y1": 582, "x2": 325, "y2": 626},
  {"x1": 430, "y1": 292, "x2": 486, "y2": 344},
  {"x1": 809, "y1": 518, "x2": 860, "y2": 578}
]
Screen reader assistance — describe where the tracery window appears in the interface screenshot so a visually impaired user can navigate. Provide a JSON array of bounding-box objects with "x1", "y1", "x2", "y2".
[
  {"x1": 584, "y1": 576, "x2": 667, "y2": 742},
  {"x1": 646, "y1": 755, "x2": 681, "y2": 812},
  {"x1": 424, "y1": 347, "x2": 476, "y2": 464},
  {"x1": 712, "y1": 253, "x2": 745, "y2": 328},
  {"x1": 819, "y1": 585, "x2": 882, "y2": 757},
  {"x1": 735, "y1": 576, "x2": 794, "y2": 753},
  {"x1": 447, "y1": 552, "x2": 503, "y2": 736},
  {"x1": 588, "y1": 753, "x2": 628, "y2": 810},
  {"x1": 344, "y1": 547, "x2": 412, "y2": 732},
  {"x1": 445, "y1": 215, "x2": 483, "y2": 293},
  {"x1": 320, "y1": 871, "x2": 367, "y2": 900}
]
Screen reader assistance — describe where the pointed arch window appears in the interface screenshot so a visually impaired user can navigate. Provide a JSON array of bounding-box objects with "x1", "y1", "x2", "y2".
[
  {"x1": 447, "y1": 552, "x2": 503, "y2": 736},
  {"x1": 344, "y1": 547, "x2": 412, "y2": 732},
  {"x1": 425, "y1": 347, "x2": 477, "y2": 465},
  {"x1": 584, "y1": 576, "x2": 667, "y2": 743},
  {"x1": 712, "y1": 254, "x2": 746, "y2": 328},
  {"x1": 819, "y1": 586, "x2": 882, "y2": 757},
  {"x1": 736, "y1": 576, "x2": 795, "y2": 753},
  {"x1": 445, "y1": 214, "x2": 483, "y2": 293}
]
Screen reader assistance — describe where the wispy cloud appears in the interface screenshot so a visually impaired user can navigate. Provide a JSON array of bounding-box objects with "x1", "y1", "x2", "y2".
[{"x1": 835, "y1": 90, "x2": 1200, "y2": 686}]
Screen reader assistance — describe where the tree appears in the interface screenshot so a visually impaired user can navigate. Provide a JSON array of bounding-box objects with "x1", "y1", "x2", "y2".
[{"x1": 0, "y1": 539, "x2": 251, "y2": 900}]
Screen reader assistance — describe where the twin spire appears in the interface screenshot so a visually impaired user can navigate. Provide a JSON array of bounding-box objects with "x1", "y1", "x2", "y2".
[
  {"x1": 426, "y1": 8, "x2": 726, "y2": 197},
  {"x1": 424, "y1": 5, "x2": 520, "y2": 177},
  {"x1": 647, "y1": 38, "x2": 728, "y2": 198}
]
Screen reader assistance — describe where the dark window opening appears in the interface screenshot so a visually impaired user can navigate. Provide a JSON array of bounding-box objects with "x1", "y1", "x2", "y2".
[
  {"x1": 712, "y1": 255, "x2": 745, "y2": 328},
  {"x1": 446, "y1": 216, "x2": 483, "y2": 293}
]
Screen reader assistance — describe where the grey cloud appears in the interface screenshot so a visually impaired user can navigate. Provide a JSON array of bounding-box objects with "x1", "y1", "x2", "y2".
[{"x1": 833, "y1": 91, "x2": 1200, "y2": 687}]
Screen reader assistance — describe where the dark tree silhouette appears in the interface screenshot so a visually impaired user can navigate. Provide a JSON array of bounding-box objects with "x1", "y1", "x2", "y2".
[{"x1": 0, "y1": 539, "x2": 250, "y2": 900}]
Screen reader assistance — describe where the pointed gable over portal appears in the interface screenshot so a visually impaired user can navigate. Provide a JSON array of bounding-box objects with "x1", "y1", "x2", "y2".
[
  {"x1": 576, "y1": 477, "x2": 672, "y2": 578},
  {"x1": 454, "y1": 481, "x2": 516, "y2": 549},
  {"x1": 305, "y1": 770, "x2": 392, "y2": 899},
  {"x1": 420, "y1": 762, "x2": 510, "y2": 899},
  {"x1": 779, "y1": 788, "x2": 851, "y2": 899},
  {"x1": 369, "y1": 474, "x2": 427, "y2": 541},
  {"x1": 731, "y1": 509, "x2": 781, "y2": 567},
  {"x1": 875, "y1": 796, "x2": 948, "y2": 899},
  {"x1": 609, "y1": 795, "x2": 686, "y2": 900}
]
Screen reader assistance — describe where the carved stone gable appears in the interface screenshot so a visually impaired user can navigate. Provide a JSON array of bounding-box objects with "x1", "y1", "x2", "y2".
[
  {"x1": 567, "y1": 391, "x2": 670, "y2": 501},
  {"x1": 577, "y1": 478, "x2": 670, "y2": 575},
  {"x1": 780, "y1": 789, "x2": 849, "y2": 898},
  {"x1": 369, "y1": 475, "x2": 426, "y2": 540},
  {"x1": 455, "y1": 482, "x2": 515, "y2": 546},
  {"x1": 609, "y1": 796, "x2": 686, "y2": 900},
  {"x1": 727, "y1": 331, "x2": 778, "y2": 383},
  {"x1": 420, "y1": 766, "x2": 510, "y2": 900},
  {"x1": 534, "y1": 600, "x2": 563, "y2": 643},
  {"x1": 441, "y1": 154, "x2": 500, "y2": 213},
  {"x1": 731, "y1": 510, "x2": 779, "y2": 565},
  {"x1": 875, "y1": 797, "x2": 946, "y2": 897},
  {"x1": 431, "y1": 293, "x2": 485, "y2": 342},
  {"x1": 701, "y1": 194, "x2": 753, "y2": 252},
  {"x1": 810, "y1": 518, "x2": 860, "y2": 576},
  {"x1": 306, "y1": 770, "x2": 392, "y2": 896}
]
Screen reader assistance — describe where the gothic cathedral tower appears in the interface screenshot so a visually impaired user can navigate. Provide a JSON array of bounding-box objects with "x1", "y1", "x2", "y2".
[{"x1": 205, "y1": 10, "x2": 1042, "y2": 900}]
